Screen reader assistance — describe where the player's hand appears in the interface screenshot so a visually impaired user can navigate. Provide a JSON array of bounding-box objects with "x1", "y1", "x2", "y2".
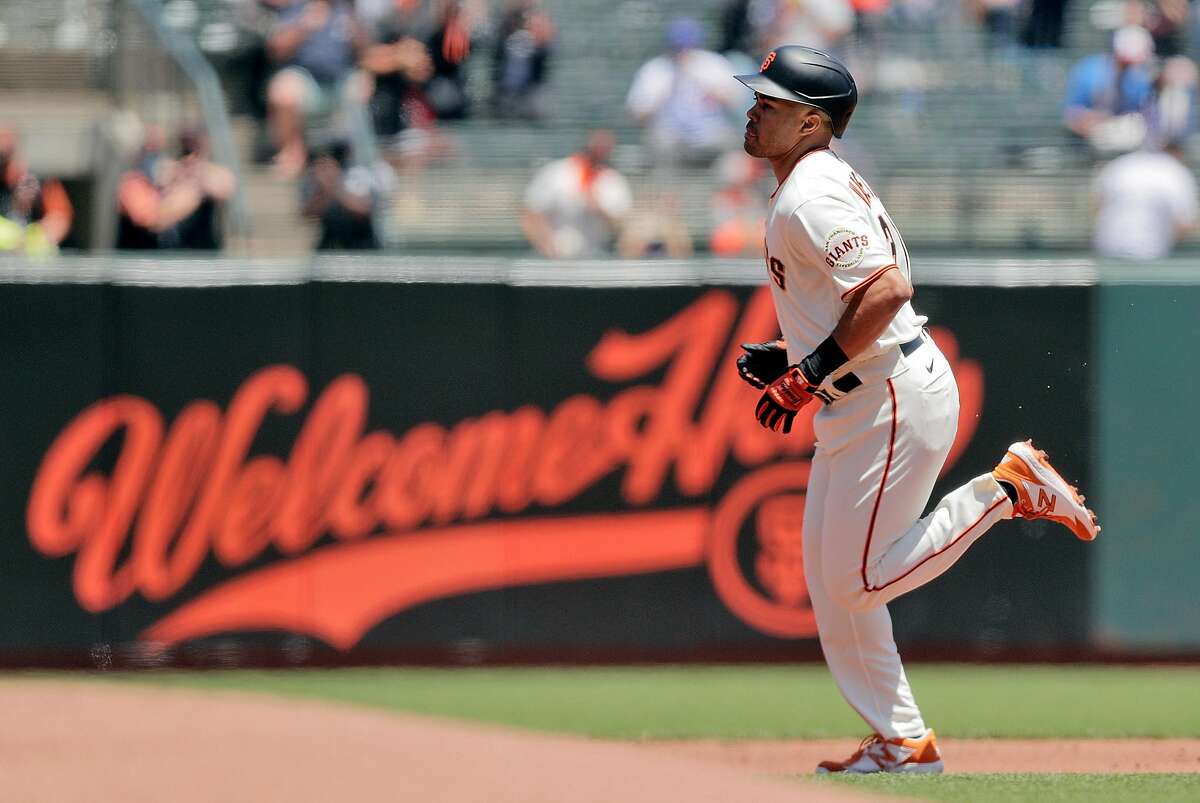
[
  {"x1": 755, "y1": 365, "x2": 818, "y2": 434},
  {"x1": 736, "y1": 340, "x2": 789, "y2": 389}
]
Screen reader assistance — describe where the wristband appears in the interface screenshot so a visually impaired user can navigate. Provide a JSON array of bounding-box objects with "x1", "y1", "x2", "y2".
[{"x1": 797, "y1": 336, "x2": 849, "y2": 385}]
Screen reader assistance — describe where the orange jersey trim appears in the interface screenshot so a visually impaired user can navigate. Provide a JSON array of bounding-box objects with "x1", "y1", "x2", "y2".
[
  {"x1": 839, "y1": 263, "x2": 897, "y2": 302},
  {"x1": 866, "y1": 496, "x2": 1008, "y2": 594},
  {"x1": 860, "y1": 378, "x2": 899, "y2": 591},
  {"x1": 858, "y1": 381, "x2": 1008, "y2": 594}
]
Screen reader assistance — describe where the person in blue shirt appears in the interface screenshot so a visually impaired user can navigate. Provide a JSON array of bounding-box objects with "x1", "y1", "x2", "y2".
[{"x1": 1063, "y1": 25, "x2": 1155, "y2": 147}]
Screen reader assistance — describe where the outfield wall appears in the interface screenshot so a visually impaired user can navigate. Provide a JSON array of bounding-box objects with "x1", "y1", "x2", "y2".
[{"x1": 0, "y1": 256, "x2": 1191, "y2": 666}]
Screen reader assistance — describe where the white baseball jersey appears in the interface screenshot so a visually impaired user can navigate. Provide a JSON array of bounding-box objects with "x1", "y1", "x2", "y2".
[
  {"x1": 763, "y1": 147, "x2": 925, "y2": 366},
  {"x1": 757, "y1": 146, "x2": 1020, "y2": 747}
]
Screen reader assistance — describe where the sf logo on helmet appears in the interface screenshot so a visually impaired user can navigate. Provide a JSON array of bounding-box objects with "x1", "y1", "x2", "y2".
[{"x1": 760, "y1": 51, "x2": 776, "y2": 72}]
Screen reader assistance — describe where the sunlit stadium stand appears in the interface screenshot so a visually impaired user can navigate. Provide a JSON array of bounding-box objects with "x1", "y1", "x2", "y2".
[{"x1": 0, "y1": 0, "x2": 1195, "y2": 255}]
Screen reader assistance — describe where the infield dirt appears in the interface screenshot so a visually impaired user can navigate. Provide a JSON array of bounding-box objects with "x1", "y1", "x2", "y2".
[
  {"x1": 0, "y1": 680, "x2": 878, "y2": 803},
  {"x1": 1, "y1": 680, "x2": 1195, "y2": 803}
]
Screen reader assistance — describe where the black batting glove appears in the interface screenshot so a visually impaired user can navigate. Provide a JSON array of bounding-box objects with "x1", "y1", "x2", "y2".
[{"x1": 736, "y1": 339, "x2": 789, "y2": 389}]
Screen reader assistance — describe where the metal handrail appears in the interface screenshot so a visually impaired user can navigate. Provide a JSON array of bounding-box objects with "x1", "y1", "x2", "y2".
[{"x1": 123, "y1": 0, "x2": 249, "y2": 238}]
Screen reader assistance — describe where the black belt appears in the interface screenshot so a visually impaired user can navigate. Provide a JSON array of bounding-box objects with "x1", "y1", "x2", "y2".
[{"x1": 826, "y1": 332, "x2": 926, "y2": 397}]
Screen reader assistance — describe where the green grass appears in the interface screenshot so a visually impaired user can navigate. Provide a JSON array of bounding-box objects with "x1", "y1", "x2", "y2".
[
  {"x1": 60, "y1": 663, "x2": 1200, "y2": 740},
  {"x1": 824, "y1": 773, "x2": 1200, "y2": 803}
]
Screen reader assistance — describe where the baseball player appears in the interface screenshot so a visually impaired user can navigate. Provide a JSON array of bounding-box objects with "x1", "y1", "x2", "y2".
[{"x1": 733, "y1": 46, "x2": 1100, "y2": 774}]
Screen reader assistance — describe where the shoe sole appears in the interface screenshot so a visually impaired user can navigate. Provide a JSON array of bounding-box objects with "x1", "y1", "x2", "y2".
[
  {"x1": 815, "y1": 759, "x2": 944, "y2": 775},
  {"x1": 1008, "y1": 440, "x2": 1100, "y2": 541},
  {"x1": 890, "y1": 759, "x2": 944, "y2": 774}
]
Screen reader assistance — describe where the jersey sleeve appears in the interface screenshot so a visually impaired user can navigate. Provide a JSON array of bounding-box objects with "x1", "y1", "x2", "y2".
[{"x1": 787, "y1": 193, "x2": 899, "y2": 301}]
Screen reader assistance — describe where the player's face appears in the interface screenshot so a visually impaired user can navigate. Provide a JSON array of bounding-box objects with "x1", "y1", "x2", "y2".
[{"x1": 744, "y1": 93, "x2": 820, "y2": 159}]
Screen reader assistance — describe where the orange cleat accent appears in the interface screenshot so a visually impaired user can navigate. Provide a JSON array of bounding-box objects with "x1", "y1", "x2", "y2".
[
  {"x1": 993, "y1": 440, "x2": 1100, "y2": 541},
  {"x1": 815, "y1": 729, "x2": 944, "y2": 774}
]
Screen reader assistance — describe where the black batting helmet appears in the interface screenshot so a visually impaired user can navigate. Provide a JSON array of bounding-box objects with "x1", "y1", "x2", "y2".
[{"x1": 735, "y1": 46, "x2": 858, "y2": 138}]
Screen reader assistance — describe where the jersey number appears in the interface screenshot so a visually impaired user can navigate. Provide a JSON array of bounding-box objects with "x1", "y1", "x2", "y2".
[
  {"x1": 848, "y1": 172, "x2": 873, "y2": 206},
  {"x1": 878, "y1": 215, "x2": 897, "y2": 262},
  {"x1": 850, "y1": 170, "x2": 906, "y2": 271},
  {"x1": 768, "y1": 256, "x2": 786, "y2": 290}
]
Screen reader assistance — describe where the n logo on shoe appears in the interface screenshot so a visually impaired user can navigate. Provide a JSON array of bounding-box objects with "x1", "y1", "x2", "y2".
[{"x1": 1036, "y1": 488, "x2": 1056, "y2": 514}]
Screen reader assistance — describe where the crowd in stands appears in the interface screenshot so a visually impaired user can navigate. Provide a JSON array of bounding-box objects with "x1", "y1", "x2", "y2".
[
  {"x1": 0, "y1": 128, "x2": 72, "y2": 258},
  {"x1": 1059, "y1": 2, "x2": 1200, "y2": 257},
  {"x1": 2, "y1": 0, "x2": 1198, "y2": 260},
  {"x1": 230, "y1": 0, "x2": 551, "y2": 173}
]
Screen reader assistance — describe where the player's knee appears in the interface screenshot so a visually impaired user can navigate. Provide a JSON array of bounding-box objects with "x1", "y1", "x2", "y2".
[{"x1": 825, "y1": 570, "x2": 880, "y2": 612}]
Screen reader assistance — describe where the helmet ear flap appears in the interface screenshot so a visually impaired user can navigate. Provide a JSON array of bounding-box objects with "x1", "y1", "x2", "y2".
[{"x1": 832, "y1": 113, "x2": 850, "y2": 138}]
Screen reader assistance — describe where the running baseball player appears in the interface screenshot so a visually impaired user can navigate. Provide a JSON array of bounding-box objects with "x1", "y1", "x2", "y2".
[{"x1": 733, "y1": 46, "x2": 1100, "y2": 774}]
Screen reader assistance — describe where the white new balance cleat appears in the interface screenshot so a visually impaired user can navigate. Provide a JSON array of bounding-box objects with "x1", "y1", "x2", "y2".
[
  {"x1": 815, "y1": 729, "x2": 944, "y2": 774},
  {"x1": 993, "y1": 440, "x2": 1100, "y2": 541}
]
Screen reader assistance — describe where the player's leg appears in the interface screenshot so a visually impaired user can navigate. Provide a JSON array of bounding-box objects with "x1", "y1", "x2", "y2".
[
  {"x1": 819, "y1": 358, "x2": 1012, "y2": 612},
  {"x1": 803, "y1": 448, "x2": 927, "y2": 740}
]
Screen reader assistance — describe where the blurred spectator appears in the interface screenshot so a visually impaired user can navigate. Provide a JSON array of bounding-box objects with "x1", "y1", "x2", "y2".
[
  {"x1": 618, "y1": 193, "x2": 694, "y2": 258},
  {"x1": 490, "y1": 0, "x2": 555, "y2": 120},
  {"x1": 301, "y1": 140, "x2": 382, "y2": 250},
  {"x1": 1063, "y1": 25, "x2": 1157, "y2": 154},
  {"x1": 231, "y1": 0, "x2": 292, "y2": 130},
  {"x1": 1126, "y1": 0, "x2": 1191, "y2": 57},
  {"x1": 971, "y1": 0, "x2": 1023, "y2": 52},
  {"x1": 522, "y1": 130, "x2": 632, "y2": 258},
  {"x1": 851, "y1": 0, "x2": 891, "y2": 55},
  {"x1": 1021, "y1": 0, "x2": 1070, "y2": 49},
  {"x1": 626, "y1": 18, "x2": 741, "y2": 167},
  {"x1": 708, "y1": 150, "x2": 767, "y2": 257},
  {"x1": 357, "y1": 0, "x2": 434, "y2": 34},
  {"x1": 424, "y1": 0, "x2": 479, "y2": 120},
  {"x1": 0, "y1": 128, "x2": 72, "y2": 257},
  {"x1": 1147, "y1": 55, "x2": 1199, "y2": 147},
  {"x1": 719, "y1": 0, "x2": 758, "y2": 56},
  {"x1": 116, "y1": 126, "x2": 236, "y2": 251},
  {"x1": 767, "y1": 0, "x2": 855, "y2": 56},
  {"x1": 361, "y1": 5, "x2": 436, "y2": 145},
  {"x1": 266, "y1": 0, "x2": 369, "y2": 176},
  {"x1": 1092, "y1": 141, "x2": 1198, "y2": 259}
]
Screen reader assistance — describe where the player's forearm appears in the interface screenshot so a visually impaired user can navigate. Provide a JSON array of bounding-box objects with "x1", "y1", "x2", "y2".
[{"x1": 830, "y1": 270, "x2": 913, "y2": 360}]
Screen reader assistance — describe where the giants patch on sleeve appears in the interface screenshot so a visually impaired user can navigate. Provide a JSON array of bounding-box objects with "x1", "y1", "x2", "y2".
[{"x1": 824, "y1": 227, "x2": 870, "y2": 270}]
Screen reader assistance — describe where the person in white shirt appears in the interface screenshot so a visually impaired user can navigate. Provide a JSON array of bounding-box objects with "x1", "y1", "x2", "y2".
[
  {"x1": 625, "y1": 18, "x2": 741, "y2": 166},
  {"x1": 733, "y1": 45, "x2": 1100, "y2": 774},
  {"x1": 1093, "y1": 142, "x2": 1198, "y2": 260},
  {"x1": 522, "y1": 130, "x2": 633, "y2": 258}
]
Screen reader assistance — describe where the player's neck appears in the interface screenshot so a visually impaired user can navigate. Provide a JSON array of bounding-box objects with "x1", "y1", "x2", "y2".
[{"x1": 769, "y1": 139, "x2": 830, "y2": 186}]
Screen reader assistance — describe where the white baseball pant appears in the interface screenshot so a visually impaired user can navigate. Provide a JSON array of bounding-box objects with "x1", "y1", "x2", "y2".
[{"x1": 803, "y1": 337, "x2": 1013, "y2": 738}]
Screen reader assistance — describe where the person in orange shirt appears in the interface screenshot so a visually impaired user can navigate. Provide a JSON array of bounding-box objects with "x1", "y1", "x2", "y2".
[{"x1": 0, "y1": 127, "x2": 73, "y2": 255}]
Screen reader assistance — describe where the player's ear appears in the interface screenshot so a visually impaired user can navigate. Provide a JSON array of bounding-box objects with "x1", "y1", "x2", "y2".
[{"x1": 800, "y1": 110, "x2": 823, "y2": 136}]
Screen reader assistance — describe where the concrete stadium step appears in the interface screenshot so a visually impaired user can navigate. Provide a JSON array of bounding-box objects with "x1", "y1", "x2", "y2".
[
  {"x1": 0, "y1": 50, "x2": 99, "y2": 91},
  {"x1": 239, "y1": 164, "x2": 317, "y2": 256},
  {"x1": 0, "y1": 90, "x2": 110, "y2": 176}
]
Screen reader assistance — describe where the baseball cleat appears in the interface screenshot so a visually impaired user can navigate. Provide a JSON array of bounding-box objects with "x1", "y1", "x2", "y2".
[
  {"x1": 815, "y1": 729, "x2": 944, "y2": 774},
  {"x1": 992, "y1": 440, "x2": 1100, "y2": 541}
]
